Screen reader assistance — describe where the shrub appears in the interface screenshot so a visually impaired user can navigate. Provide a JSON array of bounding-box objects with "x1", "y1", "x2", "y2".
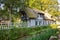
[
  {"x1": 26, "y1": 28, "x2": 58, "y2": 40},
  {"x1": 0, "y1": 26, "x2": 58, "y2": 40},
  {"x1": 0, "y1": 27, "x2": 42, "y2": 40},
  {"x1": 50, "y1": 24, "x2": 58, "y2": 29}
]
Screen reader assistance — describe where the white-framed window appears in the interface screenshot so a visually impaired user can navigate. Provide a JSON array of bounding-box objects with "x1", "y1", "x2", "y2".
[
  {"x1": 39, "y1": 21, "x2": 41, "y2": 25},
  {"x1": 35, "y1": 21, "x2": 38, "y2": 25}
]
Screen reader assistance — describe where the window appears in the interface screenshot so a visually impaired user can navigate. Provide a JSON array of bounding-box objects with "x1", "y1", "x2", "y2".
[
  {"x1": 43, "y1": 20, "x2": 44, "y2": 25},
  {"x1": 35, "y1": 21, "x2": 38, "y2": 25},
  {"x1": 39, "y1": 21, "x2": 41, "y2": 25},
  {"x1": 40, "y1": 14, "x2": 44, "y2": 18},
  {"x1": 29, "y1": 20, "x2": 31, "y2": 23},
  {"x1": 38, "y1": 13, "x2": 44, "y2": 18}
]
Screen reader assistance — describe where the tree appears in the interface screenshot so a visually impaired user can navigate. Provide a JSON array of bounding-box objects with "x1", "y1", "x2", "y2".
[
  {"x1": 0, "y1": 0, "x2": 26, "y2": 22},
  {"x1": 0, "y1": 0, "x2": 59, "y2": 22},
  {"x1": 25, "y1": 0, "x2": 59, "y2": 16}
]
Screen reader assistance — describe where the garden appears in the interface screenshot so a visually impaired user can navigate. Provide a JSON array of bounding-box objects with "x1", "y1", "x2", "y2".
[
  {"x1": 0, "y1": 24, "x2": 59, "y2": 40},
  {"x1": 0, "y1": 0, "x2": 59, "y2": 40}
]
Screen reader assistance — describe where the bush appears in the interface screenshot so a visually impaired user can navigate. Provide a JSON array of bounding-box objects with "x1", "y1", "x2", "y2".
[
  {"x1": 0, "y1": 27, "x2": 43, "y2": 40},
  {"x1": 0, "y1": 26, "x2": 58, "y2": 40},
  {"x1": 26, "y1": 28, "x2": 58, "y2": 40},
  {"x1": 50, "y1": 24, "x2": 58, "y2": 29}
]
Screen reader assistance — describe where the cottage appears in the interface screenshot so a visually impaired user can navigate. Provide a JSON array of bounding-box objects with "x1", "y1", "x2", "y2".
[{"x1": 20, "y1": 7, "x2": 56, "y2": 27}]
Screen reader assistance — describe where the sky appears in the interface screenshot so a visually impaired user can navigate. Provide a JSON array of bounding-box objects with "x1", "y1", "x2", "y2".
[
  {"x1": 0, "y1": 3, "x2": 4, "y2": 10},
  {"x1": 58, "y1": 0, "x2": 60, "y2": 4}
]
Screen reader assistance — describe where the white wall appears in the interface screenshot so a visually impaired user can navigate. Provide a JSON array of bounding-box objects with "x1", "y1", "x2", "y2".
[
  {"x1": 27, "y1": 19, "x2": 35, "y2": 27},
  {"x1": 27, "y1": 19, "x2": 56, "y2": 27},
  {"x1": 27, "y1": 19, "x2": 44, "y2": 27},
  {"x1": 43, "y1": 20, "x2": 48, "y2": 26},
  {"x1": 27, "y1": 14, "x2": 55, "y2": 27},
  {"x1": 30, "y1": 19, "x2": 35, "y2": 26}
]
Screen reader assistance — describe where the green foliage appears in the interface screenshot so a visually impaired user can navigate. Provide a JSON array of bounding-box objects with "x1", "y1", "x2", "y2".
[
  {"x1": 0, "y1": 26, "x2": 58, "y2": 40},
  {"x1": 0, "y1": 0, "x2": 25, "y2": 22},
  {"x1": 26, "y1": 28, "x2": 58, "y2": 40},
  {"x1": 25, "y1": 0, "x2": 35, "y2": 7},
  {"x1": 25, "y1": 0, "x2": 59, "y2": 16},
  {"x1": 50, "y1": 24, "x2": 58, "y2": 29},
  {"x1": 0, "y1": 0, "x2": 59, "y2": 22},
  {"x1": 0, "y1": 10, "x2": 9, "y2": 19}
]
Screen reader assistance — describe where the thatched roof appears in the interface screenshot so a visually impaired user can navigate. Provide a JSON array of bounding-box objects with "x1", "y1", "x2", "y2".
[
  {"x1": 33, "y1": 8, "x2": 45, "y2": 14},
  {"x1": 24, "y1": 7, "x2": 55, "y2": 21},
  {"x1": 24, "y1": 7, "x2": 37, "y2": 18},
  {"x1": 44, "y1": 10, "x2": 56, "y2": 21}
]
